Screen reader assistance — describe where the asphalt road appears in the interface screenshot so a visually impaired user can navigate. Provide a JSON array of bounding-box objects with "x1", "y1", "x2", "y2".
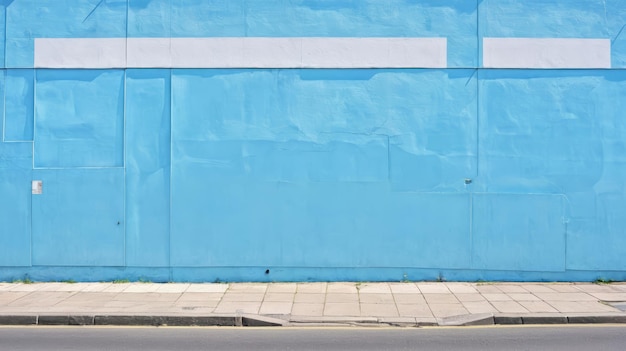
[{"x1": 0, "y1": 325, "x2": 625, "y2": 351}]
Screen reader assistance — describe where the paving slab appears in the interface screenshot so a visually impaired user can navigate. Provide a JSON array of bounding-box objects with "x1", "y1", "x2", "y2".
[
  {"x1": 359, "y1": 293, "x2": 395, "y2": 304},
  {"x1": 445, "y1": 283, "x2": 478, "y2": 294},
  {"x1": 416, "y1": 283, "x2": 451, "y2": 294},
  {"x1": 389, "y1": 283, "x2": 420, "y2": 294},
  {"x1": 396, "y1": 304, "x2": 434, "y2": 318},
  {"x1": 296, "y1": 283, "x2": 327, "y2": 294},
  {"x1": 357, "y1": 283, "x2": 392, "y2": 294},
  {"x1": 291, "y1": 303, "x2": 324, "y2": 316},
  {"x1": 325, "y1": 293, "x2": 358, "y2": 303},
  {"x1": 266, "y1": 284, "x2": 297, "y2": 294},
  {"x1": 324, "y1": 302, "x2": 360, "y2": 316},
  {"x1": 293, "y1": 293, "x2": 325, "y2": 303},
  {"x1": 462, "y1": 301, "x2": 499, "y2": 314},
  {"x1": 359, "y1": 303, "x2": 399, "y2": 317}
]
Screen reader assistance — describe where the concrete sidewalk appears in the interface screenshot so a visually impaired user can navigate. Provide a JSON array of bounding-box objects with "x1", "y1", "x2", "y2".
[{"x1": 1, "y1": 282, "x2": 625, "y2": 327}]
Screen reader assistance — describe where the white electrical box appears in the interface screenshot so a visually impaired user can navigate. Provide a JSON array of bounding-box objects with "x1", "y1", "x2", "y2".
[{"x1": 32, "y1": 180, "x2": 43, "y2": 195}]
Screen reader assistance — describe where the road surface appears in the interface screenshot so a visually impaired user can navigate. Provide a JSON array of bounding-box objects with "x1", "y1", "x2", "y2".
[{"x1": 0, "y1": 325, "x2": 625, "y2": 350}]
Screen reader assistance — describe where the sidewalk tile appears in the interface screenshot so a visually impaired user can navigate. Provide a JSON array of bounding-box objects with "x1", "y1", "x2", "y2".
[
  {"x1": 393, "y1": 294, "x2": 426, "y2": 304},
  {"x1": 533, "y1": 293, "x2": 596, "y2": 302},
  {"x1": 360, "y1": 303, "x2": 398, "y2": 317},
  {"x1": 417, "y1": 284, "x2": 450, "y2": 294},
  {"x1": 266, "y1": 283, "x2": 297, "y2": 293},
  {"x1": 3, "y1": 284, "x2": 44, "y2": 292},
  {"x1": 475, "y1": 285, "x2": 503, "y2": 293},
  {"x1": 490, "y1": 301, "x2": 529, "y2": 313},
  {"x1": 259, "y1": 301, "x2": 293, "y2": 314},
  {"x1": 220, "y1": 293, "x2": 265, "y2": 302},
  {"x1": 587, "y1": 293, "x2": 626, "y2": 301},
  {"x1": 462, "y1": 301, "x2": 498, "y2": 313},
  {"x1": 185, "y1": 284, "x2": 229, "y2": 293},
  {"x1": 324, "y1": 302, "x2": 360, "y2": 316},
  {"x1": 326, "y1": 293, "x2": 358, "y2": 303},
  {"x1": 102, "y1": 300, "x2": 152, "y2": 308},
  {"x1": 428, "y1": 304, "x2": 468, "y2": 318},
  {"x1": 389, "y1": 283, "x2": 420, "y2": 294},
  {"x1": 46, "y1": 284, "x2": 90, "y2": 292},
  {"x1": 494, "y1": 285, "x2": 528, "y2": 293},
  {"x1": 294, "y1": 293, "x2": 325, "y2": 303},
  {"x1": 155, "y1": 284, "x2": 190, "y2": 293},
  {"x1": 611, "y1": 284, "x2": 626, "y2": 292},
  {"x1": 455, "y1": 293, "x2": 486, "y2": 302},
  {"x1": 359, "y1": 293, "x2": 394, "y2": 304},
  {"x1": 291, "y1": 303, "x2": 324, "y2": 316},
  {"x1": 6, "y1": 292, "x2": 76, "y2": 307},
  {"x1": 177, "y1": 292, "x2": 224, "y2": 301},
  {"x1": 263, "y1": 293, "x2": 295, "y2": 302},
  {"x1": 482, "y1": 293, "x2": 512, "y2": 302},
  {"x1": 296, "y1": 283, "x2": 327, "y2": 294},
  {"x1": 113, "y1": 293, "x2": 180, "y2": 302},
  {"x1": 80, "y1": 283, "x2": 113, "y2": 292},
  {"x1": 33, "y1": 283, "x2": 65, "y2": 292},
  {"x1": 102, "y1": 284, "x2": 133, "y2": 293},
  {"x1": 547, "y1": 301, "x2": 621, "y2": 313},
  {"x1": 0, "y1": 291, "x2": 32, "y2": 305},
  {"x1": 357, "y1": 283, "x2": 391, "y2": 294},
  {"x1": 518, "y1": 301, "x2": 559, "y2": 313},
  {"x1": 213, "y1": 301, "x2": 260, "y2": 314},
  {"x1": 227, "y1": 284, "x2": 267, "y2": 293},
  {"x1": 396, "y1": 304, "x2": 434, "y2": 318},
  {"x1": 123, "y1": 284, "x2": 161, "y2": 293},
  {"x1": 506, "y1": 293, "x2": 541, "y2": 301},
  {"x1": 423, "y1": 294, "x2": 459, "y2": 304},
  {"x1": 446, "y1": 283, "x2": 478, "y2": 294},
  {"x1": 173, "y1": 300, "x2": 220, "y2": 309},
  {"x1": 60, "y1": 292, "x2": 119, "y2": 303},
  {"x1": 573, "y1": 284, "x2": 621, "y2": 293},
  {"x1": 522, "y1": 285, "x2": 558, "y2": 293},
  {"x1": 549, "y1": 284, "x2": 582, "y2": 293},
  {"x1": 327, "y1": 283, "x2": 358, "y2": 294}
]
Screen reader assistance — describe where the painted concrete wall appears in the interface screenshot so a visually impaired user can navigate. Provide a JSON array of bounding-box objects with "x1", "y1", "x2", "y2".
[{"x1": 1, "y1": 0, "x2": 626, "y2": 282}]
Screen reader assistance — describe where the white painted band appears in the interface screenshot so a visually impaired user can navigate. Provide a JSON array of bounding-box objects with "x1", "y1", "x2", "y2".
[
  {"x1": 35, "y1": 37, "x2": 447, "y2": 69},
  {"x1": 483, "y1": 38, "x2": 611, "y2": 69},
  {"x1": 34, "y1": 38, "x2": 127, "y2": 69}
]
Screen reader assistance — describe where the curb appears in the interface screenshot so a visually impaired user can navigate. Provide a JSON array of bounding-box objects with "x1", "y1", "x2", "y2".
[
  {"x1": 1, "y1": 313, "x2": 625, "y2": 327},
  {"x1": 0, "y1": 315, "x2": 286, "y2": 327}
]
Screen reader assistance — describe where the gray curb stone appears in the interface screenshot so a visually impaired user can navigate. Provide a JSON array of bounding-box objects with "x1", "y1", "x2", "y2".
[
  {"x1": 1, "y1": 313, "x2": 626, "y2": 327},
  {"x1": 522, "y1": 316, "x2": 568, "y2": 324},
  {"x1": 568, "y1": 315, "x2": 626, "y2": 324},
  {"x1": 494, "y1": 316, "x2": 523, "y2": 325},
  {"x1": 35, "y1": 315, "x2": 95, "y2": 325},
  {"x1": 0, "y1": 315, "x2": 37, "y2": 325},
  {"x1": 69, "y1": 315, "x2": 96, "y2": 325},
  {"x1": 39, "y1": 315, "x2": 71, "y2": 325},
  {"x1": 94, "y1": 316, "x2": 237, "y2": 326}
]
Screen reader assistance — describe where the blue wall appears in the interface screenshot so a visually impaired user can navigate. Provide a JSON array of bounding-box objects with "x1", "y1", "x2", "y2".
[{"x1": 1, "y1": 0, "x2": 626, "y2": 282}]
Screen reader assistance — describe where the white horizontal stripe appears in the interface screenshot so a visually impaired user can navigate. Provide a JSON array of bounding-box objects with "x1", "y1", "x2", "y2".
[
  {"x1": 35, "y1": 37, "x2": 447, "y2": 69},
  {"x1": 483, "y1": 38, "x2": 611, "y2": 69},
  {"x1": 127, "y1": 38, "x2": 171, "y2": 68},
  {"x1": 35, "y1": 38, "x2": 126, "y2": 69}
]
